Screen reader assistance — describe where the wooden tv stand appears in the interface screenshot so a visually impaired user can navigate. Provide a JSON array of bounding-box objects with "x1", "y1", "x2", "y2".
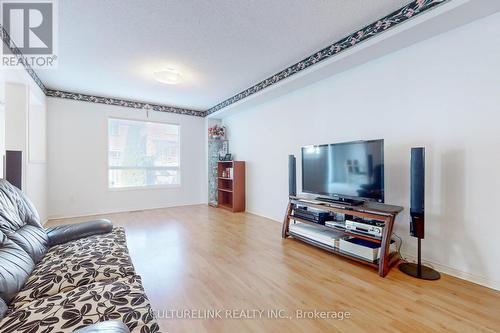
[{"x1": 282, "y1": 196, "x2": 404, "y2": 277}]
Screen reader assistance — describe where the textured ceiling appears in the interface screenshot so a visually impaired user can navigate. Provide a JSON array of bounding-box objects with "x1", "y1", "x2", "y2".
[{"x1": 36, "y1": 0, "x2": 413, "y2": 111}]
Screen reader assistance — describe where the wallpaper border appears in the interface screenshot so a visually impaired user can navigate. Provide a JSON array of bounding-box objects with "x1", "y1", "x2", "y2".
[
  {"x1": 205, "y1": 0, "x2": 448, "y2": 116},
  {"x1": 2, "y1": 0, "x2": 448, "y2": 117},
  {"x1": 1, "y1": 25, "x2": 203, "y2": 116},
  {"x1": 45, "y1": 89, "x2": 205, "y2": 117},
  {"x1": 1, "y1": 26, "x2": 48, "y2": 93}
]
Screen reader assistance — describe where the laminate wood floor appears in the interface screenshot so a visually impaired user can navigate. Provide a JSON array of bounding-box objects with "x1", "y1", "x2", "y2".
[{"x1": 47, "y1": 205, "x2": 500, "y2": 333}]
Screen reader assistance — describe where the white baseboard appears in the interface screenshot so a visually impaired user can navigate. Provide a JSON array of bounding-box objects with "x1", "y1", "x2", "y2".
[
  {"x1": 47, "y1": 202, "x2": 207, "y2": 222},
  {"x1": 247, "y1": 210, "x2": 500, "y2": 292},
  {"x1": 399, "y1": 253, "x2": 500, "y2": 291},
  {"x1": 246, "y1": 210, "x2": 282, "y2": 224}
]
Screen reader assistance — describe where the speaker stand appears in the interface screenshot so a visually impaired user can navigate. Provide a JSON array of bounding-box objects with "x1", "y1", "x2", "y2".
[{"x1": 399, "y1": 238, "x2": 440, "y2": 280}]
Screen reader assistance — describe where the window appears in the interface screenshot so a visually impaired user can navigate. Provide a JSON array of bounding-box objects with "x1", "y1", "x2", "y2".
[{"x1": 108, "y1": 118, "x2": 180, "y2": 189}]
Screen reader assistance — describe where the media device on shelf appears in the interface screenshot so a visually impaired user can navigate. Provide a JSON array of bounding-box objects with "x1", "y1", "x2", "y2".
[
  {"x1": 345, "y1": 219, "x2": 384, "y2": 238},
  {"x1": 339, "y1": 238, "x2": 396, "y2": 262},
  {"x1": 301, "y1": 139, "x2": 384, "y2": 205},
  {"x1": 292, "y1": 206, "x2": 333, "y2": 225},
  {"x1": 399, "y1": 147, "x2": 440, "y2": 280},
  {"x1": 325, "y1": 220, "x2": 346, "y2": 230},
  {"x1": 289, "y1": 223, "x2": 345, "y2": 249}
]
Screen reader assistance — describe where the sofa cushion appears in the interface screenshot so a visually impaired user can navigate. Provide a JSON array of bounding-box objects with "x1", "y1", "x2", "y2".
[
  {"x1": 10, "y1": 227, "x2": 136, "y2": 309},
  {"x1": 0, "y1": 180, "x2": 48, "y2": 263},
  {"x1": 5, "y1": 225, "x2": 48, "y2": 264},
  {"x1": 0, "y1": 232, "x2": 35, "y2": 304},
  {"x1": 0, "y1": 276, "x2": 161, "y2": 333}
]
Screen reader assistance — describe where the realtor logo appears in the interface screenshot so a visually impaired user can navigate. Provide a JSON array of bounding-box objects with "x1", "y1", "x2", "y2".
[{"x1": 1, "y1": 0, "x2": 57, "y2": 68}]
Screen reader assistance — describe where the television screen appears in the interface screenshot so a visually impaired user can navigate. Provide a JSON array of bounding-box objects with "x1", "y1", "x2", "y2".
[{"x1": 301, "y1": 140, "x2": 384, "y2": 202}]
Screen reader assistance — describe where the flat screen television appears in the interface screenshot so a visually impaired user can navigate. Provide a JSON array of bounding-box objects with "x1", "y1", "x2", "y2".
[{"x1": 301, "y1": 139, "x2": 384, "y2": 203}]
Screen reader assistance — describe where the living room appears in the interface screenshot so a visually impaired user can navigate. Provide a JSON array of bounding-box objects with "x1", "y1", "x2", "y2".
[{"x1": 1, "y1": 1, "x2": 499, "y2": 332}]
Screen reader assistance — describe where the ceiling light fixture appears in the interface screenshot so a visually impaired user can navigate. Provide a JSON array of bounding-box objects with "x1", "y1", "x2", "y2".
[{"x1": 154, "y1": 69, "x2": 183, "y2": 85}]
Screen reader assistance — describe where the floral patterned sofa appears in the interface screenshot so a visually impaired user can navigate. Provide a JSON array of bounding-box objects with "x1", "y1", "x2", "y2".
[{"x1": 0, "y1": 179, "x2": 160, "y2": 333}]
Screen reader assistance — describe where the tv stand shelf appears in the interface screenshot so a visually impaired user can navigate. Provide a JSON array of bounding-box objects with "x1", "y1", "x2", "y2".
[
  {"x1": 282, "y1": 196, "x2": 404, "y2": 277},
  {"x1": 289, "y1": 215, "x2": 383, "y2": 244}
]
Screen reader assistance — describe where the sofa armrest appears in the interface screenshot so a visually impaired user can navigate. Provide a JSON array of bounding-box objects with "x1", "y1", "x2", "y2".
[
  {"x1": 73, "y1": 321, "x2": 130, "y2": 333},
  {"x1": 46, "y1": 219, "x2": 113, "y2": 246}
]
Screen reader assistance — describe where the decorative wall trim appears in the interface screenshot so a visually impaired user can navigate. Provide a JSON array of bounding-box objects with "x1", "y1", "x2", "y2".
[
  {"x1": 45, "y1": 89, "x2": 205, "y2": 117},
  {"x1": 1, "y1": 24, "x2": 203, "y2": 117},
  {"x1": 205, "y1": 0, "x2": 449, "y2": 116},
  {"x1": 1, "y1": 25, "x2": 47, "y2": 93},
  {"x1": 3, "y1": 0, "x2": 448, "y2": 117}
]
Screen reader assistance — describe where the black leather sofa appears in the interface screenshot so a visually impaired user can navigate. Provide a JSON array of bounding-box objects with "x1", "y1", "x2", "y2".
[{"x1": 0, "y1": 179, "x2": 160, "y2": 333}]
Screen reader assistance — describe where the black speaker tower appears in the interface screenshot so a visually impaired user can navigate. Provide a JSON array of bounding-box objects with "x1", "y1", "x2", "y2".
[
  {"x1": 288, "y1": 155, "x2": 296, "y2": 197},
  {"x1": 399, "y1": 147, "x2": 440, "y2": 280},
  {"x1": 5, "y1": 150, "x2": 23, "y2": 190}
]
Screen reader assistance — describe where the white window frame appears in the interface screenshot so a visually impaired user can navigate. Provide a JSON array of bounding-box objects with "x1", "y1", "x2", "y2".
[{"x1": 107, "y1": 117, "x2": 181, "y2": 191}]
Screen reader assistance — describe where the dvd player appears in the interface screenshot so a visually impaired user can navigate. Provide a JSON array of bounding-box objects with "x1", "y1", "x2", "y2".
[
  {"x1": 345, "y1": 220, "x2": 385, "y2": 238},
  {"x1": 292, "y1": 206, "x2": 333, "y2": 225},
  {"x1": 325, "y1": 220, "x2": 346, "y2": 230}
]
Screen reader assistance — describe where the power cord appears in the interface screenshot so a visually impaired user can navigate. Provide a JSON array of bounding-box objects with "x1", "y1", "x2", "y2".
[{"x1": 392, "y1": 233, "x2": 408, "y2": 262}]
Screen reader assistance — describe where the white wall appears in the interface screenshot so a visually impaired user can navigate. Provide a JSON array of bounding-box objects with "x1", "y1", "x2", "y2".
[
  {"x1": 47, "y1": 98, "x2": 206, "y2": 219},
  {"x1": 223, "y1": 12, "x2": 500, "y2": 290},
  {"x1": 27, "y1": 90, "x2": 48, "y2": 222},
  {"x1": 1, "y1": 68, "x2": 48, "y2": 223}
]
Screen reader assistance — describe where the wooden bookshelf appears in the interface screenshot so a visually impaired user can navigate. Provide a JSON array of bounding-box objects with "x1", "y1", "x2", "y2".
[{"x1": 217, "y1": 161, "x2": 245, "y2": 212}]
